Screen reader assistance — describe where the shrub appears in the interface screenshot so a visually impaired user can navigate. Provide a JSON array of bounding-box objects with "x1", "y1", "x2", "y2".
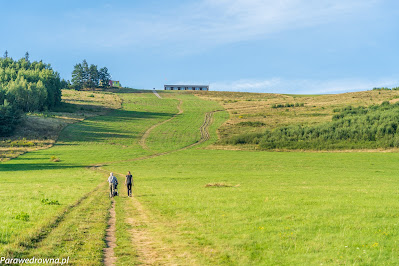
[
  {"x1": 227, "y1": 102, "x2": 399, "y2": 150},
  {"x1": 10, "y1": 138, "x2": 35, "y2": 147},
  {"x1": 41, "y1": 198, "x2": 60, "y2": 205},
  {"x1": 15, "y1": 212, "x2": 30, "y2": 221}
]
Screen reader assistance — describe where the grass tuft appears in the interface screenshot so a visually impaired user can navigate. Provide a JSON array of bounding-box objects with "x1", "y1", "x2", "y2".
[
  {"x1": 41, "y1": 199, "x2": 60, "y2": 205},
  {"x1": 15, "y1": 212, "x2": 30, "y2": 222}
]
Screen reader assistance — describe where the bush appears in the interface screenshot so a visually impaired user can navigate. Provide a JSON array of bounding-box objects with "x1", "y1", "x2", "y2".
[
  {"x1": 226, "y1": 102, "x2": 399, "y2": 150},
  {"x1": 41, "y1": 198, "x2": 60, "y2": 205},
  {"x1": 15, "y1": 212, "x2": 30, "y2": 221},
  {"x1": 0, "y1": 103, "x2": 21, "y2": 137}
]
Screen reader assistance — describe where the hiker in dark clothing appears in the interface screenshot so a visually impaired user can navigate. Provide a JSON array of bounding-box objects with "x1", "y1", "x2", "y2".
[{"x1": 125, "y1": 171, "x2": 134, "y2": 197}]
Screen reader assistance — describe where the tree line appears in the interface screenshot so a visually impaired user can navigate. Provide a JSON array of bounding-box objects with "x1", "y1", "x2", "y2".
[
  {"x1": 71, "y1": 60, "x2": 111, "y2": 90},
  {"x1": 223, "y1": 101, "x2": 399, "y2": 150},
  {"x1": 0, "y1": 52, "x2": 65, "y2": 136}
]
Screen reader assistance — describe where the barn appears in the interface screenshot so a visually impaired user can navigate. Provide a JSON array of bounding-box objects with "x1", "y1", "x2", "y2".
[{"x1": 164, "y1": 85, "x2": 209, "y2": 91}]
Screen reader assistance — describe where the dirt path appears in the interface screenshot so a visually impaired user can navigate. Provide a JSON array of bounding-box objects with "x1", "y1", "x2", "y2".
[
  {"x1": 98, "y1": 106, "x2": 219, "y2": 265},
  {"x1": 103, "y1": 199, "x2": 117, "y2": 266},
  {"x1": 152, "y1": 90, "x2": 162, "y2": 99},
  {"x1": 139, "y1": 99, "x2": 183, "y2": 150},
  {"x1": 114, "y1": 110, "x2": 218, "y2": 165},
  {"x1": 126, "y1": 197, "x2": 174, "y2": 265}
]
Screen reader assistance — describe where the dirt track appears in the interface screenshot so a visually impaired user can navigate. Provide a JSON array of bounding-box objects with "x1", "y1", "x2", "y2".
[
  {"x1": 99, "y1": 103, "x2": 218, "y2": 265},
  {"x1": 139, "y1": 99, "x2": 183, "y2": 150}
]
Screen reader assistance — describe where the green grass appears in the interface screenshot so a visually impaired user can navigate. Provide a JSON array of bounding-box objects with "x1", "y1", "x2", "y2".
[
  {"x1": 145, "y1": 93, "x2": 224, "y2": 152},
  {"x1": 3, "y1": 89, "x2": 399, "y2": 265},
  {"x1": 114, "y1": 194, "x2": 139, "y2": 266},
  {"x1": 0, "y1": 92, "x2": 182, "y2": 261},
  {"x1": 25, "y1": 183, "x2": 110, "y2": 265},
  {"x1": 109, "y1": 149, "x2": 399, "y2": 265}
]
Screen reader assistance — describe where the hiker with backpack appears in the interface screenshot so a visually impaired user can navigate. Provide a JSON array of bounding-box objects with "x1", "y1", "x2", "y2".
[
  {"x1": 108, "y1": 172, "x2": 118, "y2": 198},
  {"x1": 125, "y1": 171, "x2": 134, "y2": 197}
]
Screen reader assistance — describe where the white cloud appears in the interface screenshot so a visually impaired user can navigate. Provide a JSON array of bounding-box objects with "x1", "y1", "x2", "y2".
[
  {"x1": 56, "y1": 0, "x2": 378, "y2": 51},
  {"x1": 209, "y1": 77, "x2": 399, "y2": 94}
]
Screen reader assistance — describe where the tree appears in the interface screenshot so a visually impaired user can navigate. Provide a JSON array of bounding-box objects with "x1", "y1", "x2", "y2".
[
  {"x1": 0, "y1": 101, "x2": 21, "y2": 136},
  {"x1": 82, "y1": 59, "x2": 89, "y2": 87},
  {"x1": 71, "y1": 63, "x2": 84, "y2": 90},
  {"x1": 71, "y1": 60, "x2": 112, "y2": 89},
  {"x1": 60, "y1": 79, "x2": 69, "y2": 90},
  {"x1": 88, "y1": 64, "x2": 99, "y2": 88},
  {"x1": 99, "y1": 67, "x2": 111, "y2": 88}
]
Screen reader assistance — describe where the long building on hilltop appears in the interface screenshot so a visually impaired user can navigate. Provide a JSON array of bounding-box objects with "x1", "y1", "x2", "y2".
[{"x1": 164, "y1": 85, "x2": 209, "y2": 91}]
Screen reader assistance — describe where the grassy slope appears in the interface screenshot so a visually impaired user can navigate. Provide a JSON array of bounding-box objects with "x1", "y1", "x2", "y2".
[
  {"x1": 145, "y1": 92, "x2": 225, "y2": 152},
  {"x1": 190, "y1": 89, "x2": 399, "y2": 149},
  {"x1": 0, "y1": 90, "x2": 226, "y2": 264},
  {"x1": 0, "y1": 92, "x2": 179, "y2": 261},
  {"x1": 3, "y1": 88, "x2": 399, "y2": 264}
]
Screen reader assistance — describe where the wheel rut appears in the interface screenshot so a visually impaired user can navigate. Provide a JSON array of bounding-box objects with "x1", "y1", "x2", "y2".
[
  {"x1": 103, "y1": 199, "x2": 117, "y2": 266},
  {"x1": 3, "y1": 182, "x2": 105, "y2": 257},
  {"x1": 139, "y1": 99, "x2": 183, "y2": 150}
]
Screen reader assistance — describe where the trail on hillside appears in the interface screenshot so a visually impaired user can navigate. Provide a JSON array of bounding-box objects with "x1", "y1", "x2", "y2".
[
  {"x1": 139, "y1": 99, "x2": 183, "y2": 150},
  {"x1": 152, "y1": 90, "x2": 162, "y2": 99},
  {"x1": 104, "y1": 200, "x2": 117, "y2": 266},
  {"x1": 98, "y1": 98, "x2": 219, "y2": 265},
  {"x1": 107, "y1": 110, "x2": 218, "y2": 165}
]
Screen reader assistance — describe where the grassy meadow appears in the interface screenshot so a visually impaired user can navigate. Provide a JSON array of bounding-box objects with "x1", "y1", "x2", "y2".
[
  {"x1": 2, "y1": 88, "x2": 399, "y2": 264},
  {"x1": 110, "y1": 149, "x2": 399, "y2": 265}
]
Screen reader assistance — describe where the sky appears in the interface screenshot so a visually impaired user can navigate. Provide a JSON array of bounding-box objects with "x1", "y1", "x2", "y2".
[{"x1": 1, "y1": 0, "x2": 399, "y2": 94}]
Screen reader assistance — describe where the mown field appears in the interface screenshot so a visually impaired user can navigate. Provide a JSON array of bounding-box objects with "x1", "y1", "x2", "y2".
[{"x1": 2, "y1": 88, "x2": 399, "y2": 265}]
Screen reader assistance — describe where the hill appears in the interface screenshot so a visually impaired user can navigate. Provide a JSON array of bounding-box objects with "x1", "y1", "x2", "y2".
[
  {"x1": 190, "y1": 89, "x2": 399, "y2": 150},
  {"x1": 2, "y1": 89, "x2": 399, "y2": 264}
]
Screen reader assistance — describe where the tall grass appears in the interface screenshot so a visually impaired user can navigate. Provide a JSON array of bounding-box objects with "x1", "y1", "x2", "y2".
[{"x1": 224, "y1": 101, "x2": 399, "y2": 150}]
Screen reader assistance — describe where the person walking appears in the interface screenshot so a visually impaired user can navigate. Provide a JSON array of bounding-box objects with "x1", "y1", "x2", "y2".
[
  {"x1": 108, "y1": 172, "x2": 117, "y2": 198},
  {"x1": 125, "y1": 171, "x2": 134, "y2": 197}
]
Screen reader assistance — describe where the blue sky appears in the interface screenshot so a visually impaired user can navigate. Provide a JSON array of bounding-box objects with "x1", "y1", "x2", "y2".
[{"x1": 1, "y1": 0, "x2": 399, "y2": 94}]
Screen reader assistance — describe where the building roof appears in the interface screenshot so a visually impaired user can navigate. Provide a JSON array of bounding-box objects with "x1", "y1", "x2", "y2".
[{"x1": 164, "y1": 84, "x2": 209, "y2": 87}]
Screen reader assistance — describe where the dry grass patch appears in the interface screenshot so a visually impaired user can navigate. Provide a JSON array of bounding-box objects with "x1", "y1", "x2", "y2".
[
  {"x1": 205, "y1": 182, "x2": 240, "y2": 188},
  {"x1": 188, "y1": 89, "x2": 399, "y2": 148},
  {"x1": 0, "y1": 89, "x2": 122, "y2": 161}
]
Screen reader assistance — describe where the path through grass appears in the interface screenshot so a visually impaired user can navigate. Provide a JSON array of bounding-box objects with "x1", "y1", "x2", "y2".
[{"x1": 3, "y1": 89, "x2": 399, "y2": 265}]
